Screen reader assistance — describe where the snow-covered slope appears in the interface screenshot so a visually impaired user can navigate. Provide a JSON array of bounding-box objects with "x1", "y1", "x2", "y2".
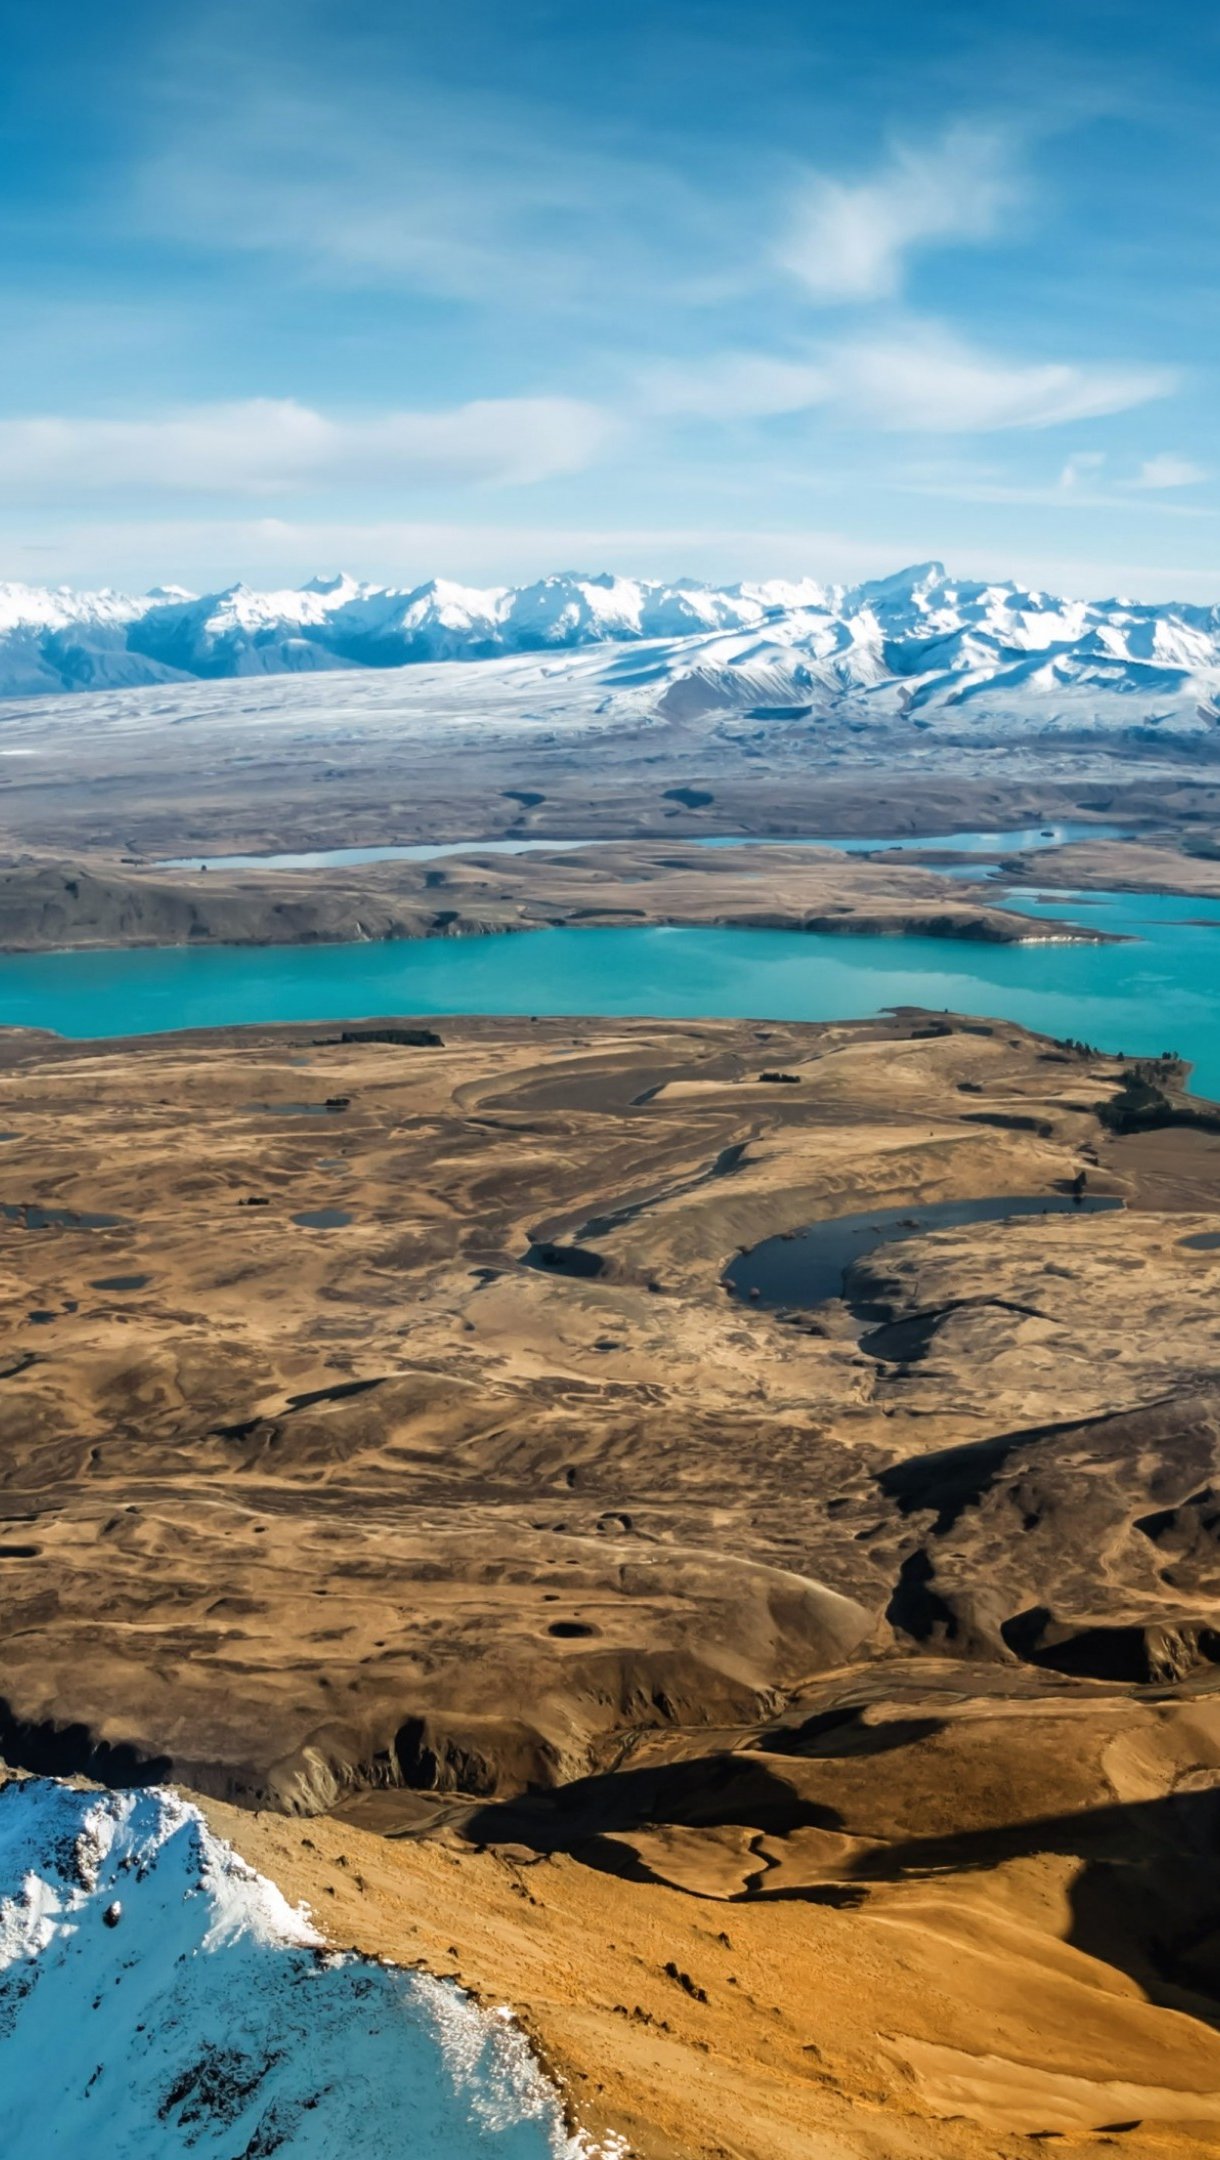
[
  {"x1": 0, "y1": 1778, "x2": 609, "y2": 2159},
  {"x1": 0, "y1": 570, "x2": 831, "y2": 692},
  {"x1": 1, "y1": 562, "x2": 1218, "y2": 736}
]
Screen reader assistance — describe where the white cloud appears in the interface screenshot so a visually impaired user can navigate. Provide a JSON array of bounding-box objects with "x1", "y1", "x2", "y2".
[
  {"x1": 832, "y1": 330, "x2": 1176, "y2": 432},
  {"x1": 0, "y1": 397, "x2": 615, "y2": 498},
  {"x1": 633, "y1": 330, "x2": 1173, "y2": 435},
  {"x1": 1134, "y1": 453, "x2": 1209, "y2": 489},
  {"x1": 1058, "y1": 451, "x2": 1107, "y2": 491},
  {"x1": 776, "y1": 126, "x2": 1019, "y2": 304}
]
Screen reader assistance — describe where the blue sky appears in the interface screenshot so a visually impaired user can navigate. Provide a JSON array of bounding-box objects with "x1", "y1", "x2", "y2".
[{"x1": 2, "y1": 0, "x2": 1220, "y2": 597}]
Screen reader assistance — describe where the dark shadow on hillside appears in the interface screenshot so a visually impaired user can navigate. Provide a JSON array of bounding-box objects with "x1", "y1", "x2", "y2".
[
  {"x1": 845, "y1": 1786, "x2": 1220, "y2": 2027},
  {"x1": 463, "y1": 1750, "x2": 842, "y2": 1891},
  {"x1": 756, "y1": 1704, "x2": 945, "y2": 1758},
  {"x1": 467, "y1": 1750, "x2": 1220, "y2": 2023}
]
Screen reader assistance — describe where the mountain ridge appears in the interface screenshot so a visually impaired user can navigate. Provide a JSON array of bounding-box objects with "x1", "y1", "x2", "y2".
[{"x1": 0, "y1": 562, "x2": 1218, "y2": 734}]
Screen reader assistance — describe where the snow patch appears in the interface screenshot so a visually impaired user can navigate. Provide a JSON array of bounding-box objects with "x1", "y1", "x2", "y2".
[{"x1": 0, "y1": 1779, "x2": 622, "y2": 2158}]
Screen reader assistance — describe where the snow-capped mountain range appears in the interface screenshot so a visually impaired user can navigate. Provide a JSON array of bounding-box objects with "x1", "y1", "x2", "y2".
[
  {"x1": 1, "y1": 562, "x2": 1218, "y2": 735},
  {"x1": 0, "y1": 569, "x2": 831, "y2": 694}
]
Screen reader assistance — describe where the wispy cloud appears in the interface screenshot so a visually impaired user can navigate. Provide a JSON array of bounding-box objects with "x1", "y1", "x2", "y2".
[
  {"x1": 0, "y1": 397, "x2": 615, "y2": 498},
  {"x1": 1133, "y1": 452, "x2": 1209, "y2": 488},
  {"x1": 832, "y1": 329, "x2": 1176, "y2": 432},
  {"x1": 0, "y1": 7, "x2": 1208, "y2": 604},
  {"x1": 632, "y1": 329, "x2": 1174, "y2": 435},
  {"x1": 894, "y1": 457, "x2": 1213, "y2": 517},
  {"x1": 127, "y1": 27, "x2": 723, "y2": 317},
  {"x1": 776, "y1": 126, "x2": 1021, "y2": 304},
  {"x1": 1058, "y1": 451, "x2": 1108, "y2": 491}
]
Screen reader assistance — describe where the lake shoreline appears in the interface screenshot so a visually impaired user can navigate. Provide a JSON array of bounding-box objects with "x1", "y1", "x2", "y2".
[{"x1": 0, "y1": 841, "x2": 1114, "y2": 955}]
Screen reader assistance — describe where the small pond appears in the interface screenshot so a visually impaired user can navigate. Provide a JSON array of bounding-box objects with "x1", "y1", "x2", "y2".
[{"x1": 725, "y1": 1192, "x2": 1124, "y2": 1309}]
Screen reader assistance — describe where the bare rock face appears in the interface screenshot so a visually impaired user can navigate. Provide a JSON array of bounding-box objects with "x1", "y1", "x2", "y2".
[{"x1": 1002, "y1": 1604, "x2": 1220, "y2": 1682}]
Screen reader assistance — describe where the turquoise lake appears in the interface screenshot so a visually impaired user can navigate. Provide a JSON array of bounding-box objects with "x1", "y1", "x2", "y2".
[{"x1": 4, "y1": 885, "x2": 1220, "y2": 1096}]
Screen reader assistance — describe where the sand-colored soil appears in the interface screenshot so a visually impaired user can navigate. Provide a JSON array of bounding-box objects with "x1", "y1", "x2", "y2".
[
  {"x1": 0, "y1": 842, "x2": 1104, "y2": 951},
  {"x1": 212, "y1": 1723, "x2": 1220, "y2": 2160},
  {"x1": 3, "y1": 1013, "x2": 1220, "y2": 2153},
  {"x1": 1000, "y1": 838, "x2": 1220, "y2": 898}
]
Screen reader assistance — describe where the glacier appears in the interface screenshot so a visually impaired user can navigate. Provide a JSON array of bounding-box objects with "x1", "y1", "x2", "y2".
[
  {"x1": 0, "y1": 562, "x2": 1217, "y2": 742},
  {"x1": 0, "y1": 1777, "x2": 612, "y2": 2159}
]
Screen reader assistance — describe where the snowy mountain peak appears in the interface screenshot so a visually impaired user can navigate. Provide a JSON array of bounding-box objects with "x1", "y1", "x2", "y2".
[
  {"x1": 0, "y1": 562, "x2": 1217, "y2": 734},
  {"x1": 0, "y1": 1778, "x2": 603, "y2": 2158},
  {"x1": 859, "y1": 559, "x2": 948, "y2": 601},
  {"x1": 301, "y1": 571, "x2": 360, "y2": 596}
]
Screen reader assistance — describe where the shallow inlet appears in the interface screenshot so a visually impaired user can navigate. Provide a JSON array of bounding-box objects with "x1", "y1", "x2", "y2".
[
  {"x1": 725, "y1": 1193, "x2": 1124, "y2": 1309},
  {"x1": 157, "y1": 837, "x2": 594, "y2": 870},
  {"x1": 155, "y1": 820, "x2": 1131, "y2": 872}
]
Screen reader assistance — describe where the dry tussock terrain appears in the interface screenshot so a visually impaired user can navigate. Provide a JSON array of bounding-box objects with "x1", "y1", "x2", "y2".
[{"x1": 2, "y1": 1011, "x2": 1220, "y2": 2156}]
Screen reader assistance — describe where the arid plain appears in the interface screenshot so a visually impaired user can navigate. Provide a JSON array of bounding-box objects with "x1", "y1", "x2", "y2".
[{"x1": 4, "y1": 998, "x2": 1220, "y2": 2157}]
